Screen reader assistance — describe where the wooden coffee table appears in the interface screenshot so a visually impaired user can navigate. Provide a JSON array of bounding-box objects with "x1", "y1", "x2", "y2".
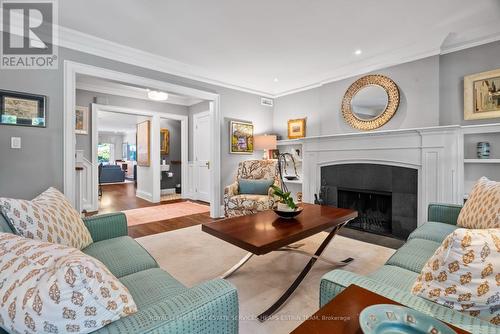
[
  {"x1": 202, "y1": 203, "x2": 357, "y2": 321},
  {"x1": 291, "y1": 284, "x2": 470, "y2": 334}
]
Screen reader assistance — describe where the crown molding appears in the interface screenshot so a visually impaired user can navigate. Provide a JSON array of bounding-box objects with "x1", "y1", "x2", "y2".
[
  {"x1": 48, "y1": 25, "x2": 500, "y2": 99},
  {"x1": 59, "y1": 26, "x2": 274, "y2": 98}
]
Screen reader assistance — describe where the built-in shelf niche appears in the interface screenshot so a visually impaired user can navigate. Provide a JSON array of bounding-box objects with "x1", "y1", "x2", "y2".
[
  {"x1": 276, "y1": 139, "x2": 303, "y2": 201},
  {"x1": 462, "y1": 124, "x2": 500, "y2": 198}
]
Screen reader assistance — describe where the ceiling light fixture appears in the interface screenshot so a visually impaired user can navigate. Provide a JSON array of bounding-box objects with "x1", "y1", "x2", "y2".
[
  {"x1": 354, "y1": 49, "x2": 362, "y2": 55},
  {"x1": 148, "y1": 90, "x2": 169, "y2": 101},
  {"x1": 273, "y1": 78, "x2": 279, "y2": 82}
]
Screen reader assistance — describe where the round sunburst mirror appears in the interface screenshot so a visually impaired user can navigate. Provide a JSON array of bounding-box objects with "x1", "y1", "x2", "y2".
[{"x1": 341, "y1": 74, "x2": 400, "y2": 131}]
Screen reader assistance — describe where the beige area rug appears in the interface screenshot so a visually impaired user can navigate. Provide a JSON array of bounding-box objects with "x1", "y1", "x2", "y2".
[
  {"x1": 123, "y1": 201, "x2": 209, "y2": 226},
  {"x1": 137, "y1": 225, "x2": 395, "y2": 334}
]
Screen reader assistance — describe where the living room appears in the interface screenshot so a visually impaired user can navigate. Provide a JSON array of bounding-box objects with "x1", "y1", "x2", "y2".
[{"x1": 0, "y1": 1, "x2": 499, "y2": 334}]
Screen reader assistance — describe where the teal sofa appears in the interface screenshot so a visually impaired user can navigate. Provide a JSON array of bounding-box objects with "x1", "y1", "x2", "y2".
[
  {"x1": 320, "y1": 203, "x2": 497, "y2": 333},
  {"x1": 0, "y1": 212, "x2": 238, "y2": 334}
]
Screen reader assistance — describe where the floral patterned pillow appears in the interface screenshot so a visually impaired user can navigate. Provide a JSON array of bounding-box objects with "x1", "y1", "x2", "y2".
[
  {"x1": 0, "y1": 187, "x2": 93, "y2": 249},
  {"x1": 458, "y1": 177, "x2": 500, "y2": 229},
  {"x1": 0, "y1": 232, "x2": 137, "y2": 334},
  {"x1": 411, "y1": 228, "x2": 500, "y2": 325}
]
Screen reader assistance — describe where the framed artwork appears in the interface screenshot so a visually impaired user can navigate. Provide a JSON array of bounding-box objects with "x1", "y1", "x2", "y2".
[
  {"x1": 137, "y1": 120, "x2": 151, "y2": 166},
  {"x1": 230, "y1": 120, "x2": 254, "y2": 154},
  {"x1": 287, "y1": 118, "x2": 306, "y2": 139},
  {"x1": 0, "y1": 89, "x2": 46, "y2": 127},
  {"x1": 75, "y1": 106, "x2": 89, "y2": 134},
  {"x1": 464, "y1": 68, "x2": 500, "y2": 120},
  {"x1": 269, "y1": 149, "x2": 280, "y2": 159},
  {"x1": 160, "y1": 128, "x2": 170, "y2": 155}
]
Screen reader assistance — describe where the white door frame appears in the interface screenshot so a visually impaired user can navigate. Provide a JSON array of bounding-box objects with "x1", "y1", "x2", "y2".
[
  {"x1": 90, "y1": 104, "x2": 188, "y2": 210},
  {"x1": 193, "y1": 110, "x2": 211, "y2": 201},
  {"x1": 64, "y1": 60, "x2": 222, "y2": 218}
]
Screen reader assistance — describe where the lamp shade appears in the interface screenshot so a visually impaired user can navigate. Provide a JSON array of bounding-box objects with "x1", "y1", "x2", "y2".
[{"x1": 254, "y1": 135, "x2": 277, "y2": 150}]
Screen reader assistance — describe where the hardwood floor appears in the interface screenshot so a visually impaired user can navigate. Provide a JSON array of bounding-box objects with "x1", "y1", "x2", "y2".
[{"x1": 93, "y1": 183, "x2": 217, "y2": 238}]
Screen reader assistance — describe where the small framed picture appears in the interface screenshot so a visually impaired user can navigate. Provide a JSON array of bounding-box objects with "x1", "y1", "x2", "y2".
[
  {"x1": 464, "y1": 68, "x2": 500, "y2": 120},
  {"x1": 287, "y1": 118, "x2": 306, "y2": 139},
  {"x1": 230, "y1": 120, "x2": 254, "y2": 154},
  {"x1": 0, "y1": 89, "x2": 46, "y2": 128},
  {"x1": 75, "y1": 106, "x2": 89, "y2": 134},
  {"x1": 269, "y1": 149, "x2": 280, "y2": 159}
]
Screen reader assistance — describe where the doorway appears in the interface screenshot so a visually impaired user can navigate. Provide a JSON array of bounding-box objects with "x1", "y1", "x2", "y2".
[
  {"x1": 193, "y1": 111, "x2": 211, "y2": 202},
  {"x1": 64, "y1": 61, "x2": 222, "y2": 218}
]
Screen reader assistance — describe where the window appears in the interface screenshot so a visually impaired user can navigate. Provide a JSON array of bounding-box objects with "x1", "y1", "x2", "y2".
[{"x1": 98, "y1": 143, "x2": 114, "y2": 164}]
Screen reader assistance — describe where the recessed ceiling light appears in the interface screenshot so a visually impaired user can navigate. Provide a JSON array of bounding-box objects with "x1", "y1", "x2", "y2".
[
  {"x1": 273, "y1": 78, "x2": 279, "y2": 82},
  {"x1": 354, "y1": 49, "x2": 362, "y2": 55},
  {"x1": 148, "y1": 90, "x2": 169, "y2": 101}
]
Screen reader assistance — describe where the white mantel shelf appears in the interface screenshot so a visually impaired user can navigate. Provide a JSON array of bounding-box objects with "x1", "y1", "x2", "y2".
[{"x1": 464, "y1": 159, "x2": 500, "y2": 164}]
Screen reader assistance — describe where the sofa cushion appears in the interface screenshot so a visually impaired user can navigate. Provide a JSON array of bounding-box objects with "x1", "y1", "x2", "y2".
[
  {"x1": 83, "y1": 236, "x2": 158, "y2": 278},
  {"x1": 368, "y1": 265, "x2": 419, "y2": 292},
  {"x1": 0, "y1": 233, "x2": 137, "y2": 334},
  {"x1": 385, "y1": 238, "x2": 441, "y2": 273},
  {"x1": 408, "y1": 221, "x2": 458, "y2": 243},
  {"x1": 412, "y1": 228, "x2": 500, "y2": 325},
  {"x1": 0, "y1": 187, "x2": 93, "y2": 249},
  {"x1": 0, "y1": 213, "x2": 13, "y2": 233},
  {"x1": 119, "y1": 268, "x2": 187, "y2": 308}
]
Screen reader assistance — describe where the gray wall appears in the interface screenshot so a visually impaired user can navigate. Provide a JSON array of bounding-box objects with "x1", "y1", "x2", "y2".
[
  {"x1": 439, "y1": 41, "x2": 500, "y2": 125},
  {"x1": 0, "y1": 47, "x2": 272, "y2": 199},
  {"x1": 160, "y1": 118, "x2": 181, "y2": 189},
  {"x1": 75, "y1": 88, "x2": 189, "y2": 160},
  {"x1": 273, "y1": 56, "x2": 440, "y2": 138}
]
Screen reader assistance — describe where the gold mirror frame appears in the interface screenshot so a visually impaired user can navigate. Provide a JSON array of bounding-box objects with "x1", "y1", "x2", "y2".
[{"x1": 341, "y1": 74, "x2": 400, "y2": 131}]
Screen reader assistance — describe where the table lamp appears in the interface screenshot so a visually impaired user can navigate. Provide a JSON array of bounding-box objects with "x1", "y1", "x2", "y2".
[{"x1": 254, "y1": 135, "x2": 277, "y2": 159}]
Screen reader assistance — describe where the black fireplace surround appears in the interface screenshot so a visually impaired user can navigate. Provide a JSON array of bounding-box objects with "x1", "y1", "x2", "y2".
[{"x1": 320, "y1": 164, "x2": 418, "y2": 240}]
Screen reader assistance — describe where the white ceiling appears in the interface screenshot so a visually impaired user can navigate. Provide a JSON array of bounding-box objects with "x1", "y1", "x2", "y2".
[
  {"x1": 97, "y1": 111, "x2": 145, "y2": 134},
  {"x1": 76, "y1": 75, "x2": 203, "y2": 106},
  {"x1": 60, "y1": 0, "x2": 500, "y2": 96}
]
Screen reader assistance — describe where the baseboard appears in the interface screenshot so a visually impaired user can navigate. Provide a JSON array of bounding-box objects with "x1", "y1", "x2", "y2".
[
  {"x1": 160, "y1": 188, "x2": 176, "y2": 195},
  {"x1": 136, "y1": 190, "x2": 153, "y2": 202}
]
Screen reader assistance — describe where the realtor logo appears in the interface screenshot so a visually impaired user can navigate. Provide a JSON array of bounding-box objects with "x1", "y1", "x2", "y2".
[{"x1": 1, "y1": 0, "x2": 58, "y2": 69}]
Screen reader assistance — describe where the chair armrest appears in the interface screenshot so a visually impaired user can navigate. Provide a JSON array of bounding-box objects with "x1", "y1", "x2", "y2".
[
  {"x1": 224, "y1": 182, "x2": 239, "y2": 198},
  {"x1": 427, "y1": 203, "x2": 463, "y2": 225},
  {"x1": 83, "y1": 212, "x2": 128, "y2": 242},
  {"x1": 101, "y1": 279, "x2": 238, "y2": 334}
]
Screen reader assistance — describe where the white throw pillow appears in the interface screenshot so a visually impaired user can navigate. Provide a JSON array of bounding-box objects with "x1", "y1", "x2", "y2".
[
  {"x1": 458, "y1": 177, "x2": 500, "y2": 229},
  {"x1": 0, "y1": 187, "x2": 93, "y2": 249},
  {"x1": 411, "y1": 228, "x2": 500, "y2": 325},
  {"x1": 0, "y1": 232, "x2": 137, "y2": 334}
]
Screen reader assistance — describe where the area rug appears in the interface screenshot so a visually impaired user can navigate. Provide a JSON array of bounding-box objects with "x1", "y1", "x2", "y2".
[
  {"x1": 136, "y1": 225, "x2": 395, "y2": 334},
  {"x1": 123, "y1": 201, "x2": 209, "y2": 226}
]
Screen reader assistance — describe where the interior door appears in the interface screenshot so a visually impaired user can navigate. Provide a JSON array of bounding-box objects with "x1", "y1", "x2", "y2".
[{"x1": 194, "y1": 111, "x2": 211, "y2": 202}]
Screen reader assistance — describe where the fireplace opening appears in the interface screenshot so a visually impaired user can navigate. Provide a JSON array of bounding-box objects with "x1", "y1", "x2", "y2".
[
  {"x1": 320, "y1": 163, "x2": 417, "y2": 242},
  {"x1": 337, "y1": 187, "x2": 392, "y2": 236}
]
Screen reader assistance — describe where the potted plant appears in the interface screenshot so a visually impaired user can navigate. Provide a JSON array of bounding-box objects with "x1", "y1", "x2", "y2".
[{"x1": 271, "y1": 185, "x2": 303, "y2": 218}]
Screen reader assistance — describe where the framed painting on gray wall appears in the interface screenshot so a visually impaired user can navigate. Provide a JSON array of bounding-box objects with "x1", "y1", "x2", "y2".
[
  {"x1": 464, "y1": 68, "x2": 500, "y2": 120},
  {"x1": 0, "y1": 89, "x2": 46, "y2": 127},
  {"x1": 75, "y1": 106, "x2": 89, "y2": 134},
  {"x1": 230, "y1": 120, "x2": 254, "y2": 154}
]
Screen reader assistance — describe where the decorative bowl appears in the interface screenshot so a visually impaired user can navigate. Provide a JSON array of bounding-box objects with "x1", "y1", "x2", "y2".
[
  {"x1": 359, "y1": 304, "x2": 456, "y2": 334},
  {"x1": 273, "y1": 206, "x2": 303, "y2": 219}
]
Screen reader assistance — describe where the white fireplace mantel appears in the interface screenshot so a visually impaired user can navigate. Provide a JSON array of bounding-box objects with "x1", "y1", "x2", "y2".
[{"x1": 299, "y1": 125, "x2": 464, "y2": 226}]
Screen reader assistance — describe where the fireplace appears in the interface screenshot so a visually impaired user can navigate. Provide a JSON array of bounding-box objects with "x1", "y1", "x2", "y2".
[{"x1": 320, "y1": 164, "x2": 418, "y2": 240}]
